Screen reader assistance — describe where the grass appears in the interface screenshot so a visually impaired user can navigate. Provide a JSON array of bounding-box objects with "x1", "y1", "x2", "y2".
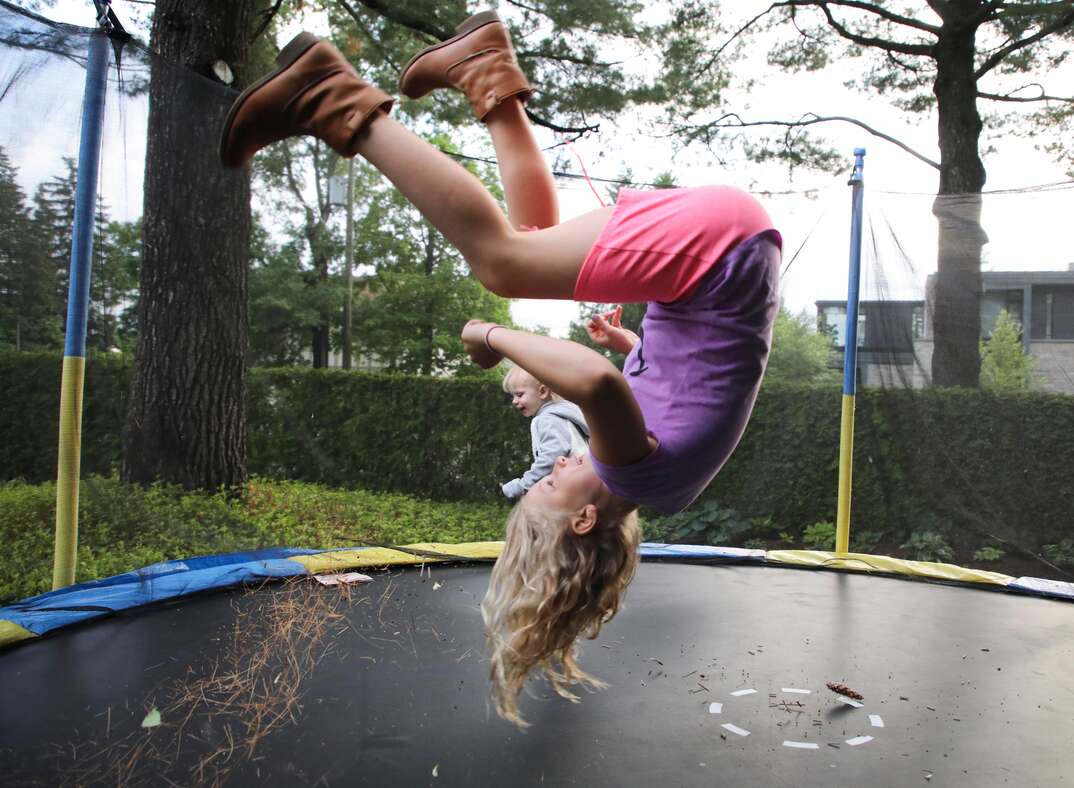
[{"x1": 0, "y1": 476, "x2": 511, "y2": 604}]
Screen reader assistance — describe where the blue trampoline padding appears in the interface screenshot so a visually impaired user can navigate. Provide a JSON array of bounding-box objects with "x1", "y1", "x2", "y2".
[
  {"x1": 639, "y1": 543, "x2": 765, "y2": 561},
  {"x1": 1010, "y1": 576, "x2": 1074, "y2": 601},
  {"x1": 4, "y1": 544, "x2": 1071, "y2": 646},
  {"x1": 0, "y1": 548, "x2": 321, "y2": 636}
]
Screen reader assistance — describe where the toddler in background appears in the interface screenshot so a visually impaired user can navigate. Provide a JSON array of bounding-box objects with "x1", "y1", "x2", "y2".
[{"x1": 500, "y1": 366, "x2": 589, "y2": 500}]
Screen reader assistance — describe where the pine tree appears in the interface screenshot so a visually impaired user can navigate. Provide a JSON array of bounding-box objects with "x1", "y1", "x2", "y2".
[
  {"x1": 0, "y1": 147, "x2": 61, "y2": 350},
  {"x1": 30, "y1": 157, "x2": 78, "y2": 323},
  {"x1": 979, "y1": 310, "x2": 1035, "y2": 390}
]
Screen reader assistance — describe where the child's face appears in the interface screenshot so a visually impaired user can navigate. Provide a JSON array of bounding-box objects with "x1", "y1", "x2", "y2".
[
  {"x1": 524, "y1": 454, "x2": 604, "y2": 513},
  {"x1": 507, "y1": 373, "x2": 547, "y2": 417}
]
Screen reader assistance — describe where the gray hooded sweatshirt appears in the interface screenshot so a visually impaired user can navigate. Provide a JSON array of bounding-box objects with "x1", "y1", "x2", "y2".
[{"x1": 501, "y1": 400, "x2": 591, "y2": 500}]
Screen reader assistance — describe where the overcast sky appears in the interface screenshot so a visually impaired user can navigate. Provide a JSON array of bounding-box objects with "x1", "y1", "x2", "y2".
[{"x1": 17, "y1": 0, "x2": 1074, "y2": 335}]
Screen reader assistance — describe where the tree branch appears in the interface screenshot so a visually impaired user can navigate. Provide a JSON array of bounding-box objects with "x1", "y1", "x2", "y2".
[
  {"x1": 350, "y1": 0, "x2": 453, "y2": 43},
  {"x1": 249, "y1": 0, "x2": 286, "y2": 45},
  {"x1": 685, "y1": 112, "x2": 940, "y2": 169},
  {"x1": 701, "y1": 5, "x2": 778, "y2": 75},
  {"x1": 281, "y1": 144, "x2": 311, "y2": 214},
  {"x1": 975, "y1": 5, "x2": 1074, "y2": 78},
  {"x1": 800, "y1": 0, "x2": 935, "y2": 55},
  {"x1": 515, "y1": 48, "x2": 618, "y2": 67},
  {"x1": 775, "y1": 0, "x2": 939, "y2": 37},
  {"x1": 978, "y1": 83, "x2": 1074, "y2": 102},
  {"x1": 335, "y1": 0, "x2": 404, "y2": 71},
  {"x1": 526, "y1": 109, "x2": 601, "y2": 138}
]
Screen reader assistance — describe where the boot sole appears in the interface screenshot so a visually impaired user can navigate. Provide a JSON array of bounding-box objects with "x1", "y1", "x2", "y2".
[
  {"x1": 218, "y1": 31, "x2": 322, "y2": 167},
  {"x1": 398, "y1": 10, "x2": 502, "y2": 98}
]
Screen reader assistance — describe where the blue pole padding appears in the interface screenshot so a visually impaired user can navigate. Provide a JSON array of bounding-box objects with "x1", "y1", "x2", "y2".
[
  {"x1": 63, "y1": 32, "x2": 111, "y2": 359},
  {"x1": 842, "y1": 148, "x2": 866, "y2": 396}
]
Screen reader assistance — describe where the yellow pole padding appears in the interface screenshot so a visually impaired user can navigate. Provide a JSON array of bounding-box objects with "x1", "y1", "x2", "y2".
[
  {"x1": 53, "y1": 356, "x2": 85, "y2": 589},
  {"x1": 834, "y1": 393, "x2": 855, "y2": 555}
]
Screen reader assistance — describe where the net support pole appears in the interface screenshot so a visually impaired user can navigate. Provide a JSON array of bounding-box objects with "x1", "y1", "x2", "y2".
[
  {"x1": 835, "y1": 148, "x2": 866, "y2": 556},
  {"x1": 52, "y1": 31, "x2": 111, "y2": 589}
]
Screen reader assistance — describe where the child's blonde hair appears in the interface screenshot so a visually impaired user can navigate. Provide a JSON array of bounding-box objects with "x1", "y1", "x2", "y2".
[
  {"x1": 481, "y1": 499, "x2": 641, "y2": 727},
  {"x1": 501, "y1": 364, "x2": 562, "y2": 401}
]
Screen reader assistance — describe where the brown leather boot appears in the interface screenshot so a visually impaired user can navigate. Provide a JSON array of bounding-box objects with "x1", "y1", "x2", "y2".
[
  {"x1": 219, "y1": 32, "x2": 394, "y2": 168},
  {"x1": 398, "y1": 11, "x2": 532, "y2": 122}
]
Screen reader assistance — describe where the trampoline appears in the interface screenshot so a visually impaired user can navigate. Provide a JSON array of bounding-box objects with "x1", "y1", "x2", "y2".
[
  {"x1": 2, "y1": 545, "x2": 1074, "y2": 786},
  {"x1": 3, "y1": 3, "x2": 1074, "y2": 786}
]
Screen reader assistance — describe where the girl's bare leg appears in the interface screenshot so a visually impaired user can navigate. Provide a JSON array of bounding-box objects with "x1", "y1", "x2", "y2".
[
  {"x1": 353, "y1": 111, "x2": 611, "y2": 300},
  {"x1": 484, "y1": 99, "x2": 558, "y2": 230}
]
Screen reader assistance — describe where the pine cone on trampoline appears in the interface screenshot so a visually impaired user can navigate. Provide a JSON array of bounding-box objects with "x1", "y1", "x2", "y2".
[{"x1": 826, "y1": 681, "x2": 864, "y2": 700}]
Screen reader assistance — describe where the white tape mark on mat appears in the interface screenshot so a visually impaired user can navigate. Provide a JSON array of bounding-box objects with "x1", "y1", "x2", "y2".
[
  {"x1": 722, "y1": 723, "x2": 751, "y2": 737},
  {"x1": 781, "y1": 687, "x2": 812, "y2": 694},
  {"x1": 314, "y1": 572, "x2": 372, "y2": 586},
  {"x1": 845, "y1": 736, "x2": 874, "y2": 746},
  {"x1": 869, "y1": 714, "x2": 884, "y2": 728},
  {"x1": 841, "y1": 699, "x2": 864, "y2": 708},
  {"x1": 730, "y1": 688, "x2": 757, "y2": 697},
  {"x1": 783, "y1": 741, "x2": 819, "y2": 749},
  {"x1": 708, "y1": 703, "x2": 722, "y2": 714}
]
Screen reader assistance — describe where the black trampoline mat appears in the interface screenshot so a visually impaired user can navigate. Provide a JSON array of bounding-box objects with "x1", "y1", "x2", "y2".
[{"x1": 2, "y1": 563, "x2": 1072, "y2": 786}]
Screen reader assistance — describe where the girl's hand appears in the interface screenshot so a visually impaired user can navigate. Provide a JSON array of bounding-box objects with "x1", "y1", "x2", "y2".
[
  {"x1": 461, "y1": 319, "x2": 504, "y2": 369},
  {"x1": 586, "y1": 305, "x2": 639, "y2": 354}
]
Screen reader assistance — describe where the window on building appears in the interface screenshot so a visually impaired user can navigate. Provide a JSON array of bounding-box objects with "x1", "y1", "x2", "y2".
[
  {"x1": 820, "y1": 305, "x2": 866, "y2": 348},
  {"x1": 1048, "y1": 286, "x2": 1074, "y2": 339},
  {"x1": 911, "y1": 305, "x2": 925, "y2": 340},
  {"x1": 980, "y1": 291, "x2": 1023, "y2": 339}
]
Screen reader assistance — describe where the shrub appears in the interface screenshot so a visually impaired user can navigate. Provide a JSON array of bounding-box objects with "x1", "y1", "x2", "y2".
[
  {"x1": 649, "y1": 500, "x2": 753, "y2": 546},
  {"x1": 851, "y1": 529, "x2": 884, "y2": 553},
  {"x1": 802, "y1": 522, "x2": 836, "y2": 550},
  {"x1": 972, "y1": 546, "x2": 1005, "y2": 562},
  {"x1": 899, "y1": 531, "x2": 954, "y2": 563},
  {"x1": 1042, "y1": 539, "x2": 1074, "y2": 569}
]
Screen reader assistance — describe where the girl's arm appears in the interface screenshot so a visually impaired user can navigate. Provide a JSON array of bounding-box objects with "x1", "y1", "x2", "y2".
[{"x1": 461, "y1": 321, "x2": 652, "y2": 466}]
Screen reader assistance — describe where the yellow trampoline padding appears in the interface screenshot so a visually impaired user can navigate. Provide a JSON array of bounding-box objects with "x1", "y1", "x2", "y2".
[
  {"x1": 766, "y1": 550, "x2": 1014, "y2": 586},
  {"x1": 0, "y1": 620, "x2": 35, "y2": 648},
  {"x1": 293, "y1": 541, "x2": 505, "y2": 574}
]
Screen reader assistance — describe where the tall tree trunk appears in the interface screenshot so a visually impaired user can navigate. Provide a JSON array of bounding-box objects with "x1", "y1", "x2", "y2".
[
  {"x1": 124, "y1": 0, "x2": 263, "y2": 489},
  {"x1": 930, "y1": 16, "x2": 987, "y2": 387}
]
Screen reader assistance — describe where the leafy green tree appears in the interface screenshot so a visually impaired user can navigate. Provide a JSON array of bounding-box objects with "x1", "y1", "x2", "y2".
[
  {"x1": 85, "y1": 213, "x2": 140, "y2": 354},
  {"x1": 100, "y1": 219, "x2": 143, "y2": 354},
  {"x1": 979, "y1": 309, "x2": 1035, "y2": 390},
  {"x1": 0, "y1": 147, "x2": 60, "y2": 350},
  {"x1": 765, "y1": 307, "x2": 839, "y2": 385},
  {"x1": 665, "y1": 1, "x2": 1074, "y2": 387},
  {"x1": 254, "y1": 137, "x2": 345, "y2": 368},
  {"x1": 313, "y1": 1, "x2": 722, "y2": 139},
  {"x1": 349, "y1": 142, "x2": 513, "y2": 375},
  {"x1": 249, "y1": 222, "x2": 332, "y2": 367}
]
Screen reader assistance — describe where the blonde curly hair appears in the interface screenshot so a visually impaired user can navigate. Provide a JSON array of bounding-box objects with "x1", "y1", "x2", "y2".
[{"x1": 481, "y1": 499, "x2": 641, "y2": 727}]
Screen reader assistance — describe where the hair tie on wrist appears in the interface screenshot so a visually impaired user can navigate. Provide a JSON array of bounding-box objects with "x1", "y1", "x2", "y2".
[{"x1": 484, "y1": 324, "x2": 502, "y2": 353}]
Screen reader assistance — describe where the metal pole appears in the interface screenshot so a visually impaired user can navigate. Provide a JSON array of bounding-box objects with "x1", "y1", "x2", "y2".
[
  {"x1": 53, "y1": 31, "x2": 110, "y2": 589},
  {"x1": 342, "y1": 158, "x2": 355, "y2": 370},
  {"x1": 835, "y1": 148, "x2": 866, "y2": 556}
]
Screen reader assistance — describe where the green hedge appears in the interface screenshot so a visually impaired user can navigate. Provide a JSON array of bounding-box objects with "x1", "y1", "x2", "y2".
[
  {"x1": 0, "y1": 351, "x2": 129, "y2": 481},
  {"x1": 706, "y1": 384, "x2": 1074, "y2": 551},
  {"x1": 246, "y1": 368, "x2": 530, "y2": 500},
  {"x1": 2, "y1": 352, "x2": 1072, "y2": 549}
]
